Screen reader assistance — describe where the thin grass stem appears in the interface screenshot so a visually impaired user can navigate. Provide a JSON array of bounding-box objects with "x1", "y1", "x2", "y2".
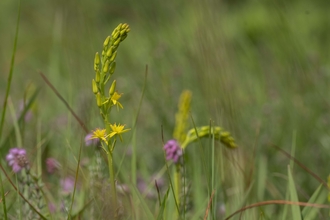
[{"x1": 0, "y1": 0, "x2": 21, "y2": 140}]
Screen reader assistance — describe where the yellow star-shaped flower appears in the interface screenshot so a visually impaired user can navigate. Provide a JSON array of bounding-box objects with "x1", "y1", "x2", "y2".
[
  {"x1": 110, "y1": 92, "x2": 123, "y2": 110},
  {"x1": 109, "y1": 123, "x2": 130, "y2": 142},
  {"x1": 90, "y1": 128, "x2": 109, "y2": 145}
]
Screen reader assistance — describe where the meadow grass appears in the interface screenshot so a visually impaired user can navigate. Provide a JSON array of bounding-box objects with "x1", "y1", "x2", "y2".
[{"x1": 1, "y1": 0, "x2": 330, "y2": 219}]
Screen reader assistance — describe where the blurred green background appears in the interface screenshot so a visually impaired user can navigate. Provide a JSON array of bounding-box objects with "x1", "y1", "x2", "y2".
[{"x1": 1, "y1": 0, "x2": 330, "y2": 202}]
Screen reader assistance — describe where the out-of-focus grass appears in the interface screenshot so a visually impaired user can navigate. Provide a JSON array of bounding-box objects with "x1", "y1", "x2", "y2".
[{"x1": 1, "y1": 0, "x2": 330, "y2": 219}]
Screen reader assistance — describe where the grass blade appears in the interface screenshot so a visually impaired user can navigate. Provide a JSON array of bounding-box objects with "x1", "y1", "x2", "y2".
[
  {"x1": 131, "y1": 184, "x2": 154, "y2": 219},
  {"x1": 287, "y1": 165, "x2": 301, "y2": 220},
  {"x1": 257, "y1": 155, "x2": 267, "y2": 201},
  {"x1": 301, "y1": 184, "x2": 327, "y2": 220},
  {"x1": 157, "y1": 188, "x2": 170, "y2": 220}
]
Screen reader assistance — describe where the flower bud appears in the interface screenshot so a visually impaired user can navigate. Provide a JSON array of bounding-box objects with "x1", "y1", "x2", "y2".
[
  {"x1": 120, "y1": 34, "x2": 128, "y2": 42},
  {"x1": 96, "y1": 93, "x2": 102, "y2": 107},
  {"x1": 94, "y1": 52, "x2": 100, "y2": 67},
  {"x1": 121, "y1": 23, "x2": 128, "y2": 30},
  {"x1": 111, "y1": 28, "x2": 117, "y2": 37},
  {"x1": 92, "y1": 79, "x2": 98, "y2": 94},
  {"x1": 112, "y1": 24, "x2": 120, "y2": 32},
  {"x1": 110, "y1": 51, "x2": 117, "y2": 62},
  {"x1": 109, "y1": 80, "x2": 116, "y2": 96},
  {"x1": 113, "y1": 37, "x2": 121, "y2": 46},
  {"x1": 103, "y1": 36, "x2": 111, "y2": 48},
  {"x1": 109, "y1": 62, "x2": 116, "y2": 75},
  {"x1": 113, "y1": 31, "x2": 120, "y2": 41},
  {"x1": 103, "y1": 60, "x2": 110, "y2": 73},
  {"x1": 120, "y1": 29, "x2": 127, "y2": 36},
  {"x1": 106, "y1": 46, "x2": 113, "y2": 57},
  {"x1": 95, "y1": 70, "x2": 100, "y2": 83},
  {"x1": 116, "y1": 23, "x2": 122, "y2": 31}
]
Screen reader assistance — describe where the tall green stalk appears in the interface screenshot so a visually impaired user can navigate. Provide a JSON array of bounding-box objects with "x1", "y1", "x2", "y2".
[
  {"x1": 89, "y1": 23, "x2": 130, "y2": 217},
  {"x1": 107, "y1": 141, "x2": 117, "y2": 208}
]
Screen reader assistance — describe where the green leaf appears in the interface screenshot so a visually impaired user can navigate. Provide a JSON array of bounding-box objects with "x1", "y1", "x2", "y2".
[{"x1": 288, "y1": 166, "x2": 301, "y2": 220}]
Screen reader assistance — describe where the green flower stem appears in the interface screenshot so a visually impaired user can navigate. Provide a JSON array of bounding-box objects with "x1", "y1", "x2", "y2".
[
  {"x1": 107, "y1": 141, "x2": 117, "y2": 210},
  {"x1": 104, "y1": 116, "x2": 111, "y2": 134},
  {"x1": 174, "y1": 164, "x2": 181, "y2": 210}
]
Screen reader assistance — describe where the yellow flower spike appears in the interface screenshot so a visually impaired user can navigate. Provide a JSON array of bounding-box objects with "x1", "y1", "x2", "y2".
[
  {"x1": 173, "y1": 90, "x2": 192, "y2": 144},
  {"x1": 110, "y1": 92, "x2": 123, "y2": 110},
  {"x1": 90, "y1": 128, "x2": 109, "y2": 145},
  {"x1": 109, "y1": 123, "x2": 130, "y2": 142}
]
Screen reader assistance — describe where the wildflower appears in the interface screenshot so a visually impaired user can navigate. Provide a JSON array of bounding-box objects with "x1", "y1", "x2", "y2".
[
  {"x1": 85, "y1": 132, "x2": 100, "y2": 146},
  {"x1": 173, "y1": 90, "x2": 192, "y2": 143},
  {"x1": 90, "y1": 128, "x2": 109, "y2": 145},
  {"x1": 46, "y1": 158, "x2": 61, "y2": 174},
  {"x1": 6, "y1": 148, "x2": 28, "y2": 173},
  {"x1": 60, "y1": 177, "x2": 75, "y2": 195},
  {"x1": 110, "y1": 92, "x2": 123, "y2": 110},
  {"x1": 109, "y1": 123, "x2": 130, "y2": 141},
  {"x1": 164, "y1": 139, "x2": 182, "y2": 163}
]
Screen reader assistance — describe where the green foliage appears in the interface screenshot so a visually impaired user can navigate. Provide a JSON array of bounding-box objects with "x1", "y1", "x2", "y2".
[{"x1": 1, "y1": 0, "x2": 330, "y2": 219}]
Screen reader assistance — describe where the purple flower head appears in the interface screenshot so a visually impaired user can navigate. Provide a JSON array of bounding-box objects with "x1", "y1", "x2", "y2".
[
  {"x1": 164, "y1": 139, "x2": 182, "y2": 163},
  {"x1": 6, "y1": 148, "x2": 28, "y2": 173},
  {"x1": 85, "y1": 132, "x2": 100, "y2": 146},
  {"x1": 46, "y1": 158, "x2": 61, "y2": 174}
]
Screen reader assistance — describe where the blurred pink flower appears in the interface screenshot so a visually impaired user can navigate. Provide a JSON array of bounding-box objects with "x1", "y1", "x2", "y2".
[
  {"x1": 164, "y1": 139, "x2": 182, "y2": 163},
  {"x1": 60, "y1": 177, "x2": 75, "y2": 194},
  {"x1": 46, "y1": 158, "x2": 61, "y2": 174},
  {"x1": 6, "y1": 148, "x2": 28, "y2": 173},
  {"x1": 85, "y1": 132, "x2": 100, "y2": 146}
]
